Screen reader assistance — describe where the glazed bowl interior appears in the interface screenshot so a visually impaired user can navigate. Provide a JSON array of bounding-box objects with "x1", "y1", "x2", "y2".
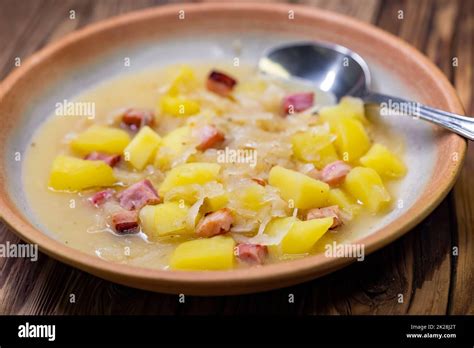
[{"x1": 0, "y1": 3, "x2": 465, "y2": 295}]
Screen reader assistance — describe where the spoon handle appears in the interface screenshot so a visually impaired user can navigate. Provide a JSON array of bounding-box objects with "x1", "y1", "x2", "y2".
[{"x1": 363, "y1": 93, "x2": 474, "y2": 141}]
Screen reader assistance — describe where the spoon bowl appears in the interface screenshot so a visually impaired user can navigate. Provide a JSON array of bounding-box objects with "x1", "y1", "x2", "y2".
[
  {"x1": 259, "y1": 41, "x2": 474, "y2": 140},
  {"x1": 259, "y1": 42, "x2": 371, "y2": 100}
]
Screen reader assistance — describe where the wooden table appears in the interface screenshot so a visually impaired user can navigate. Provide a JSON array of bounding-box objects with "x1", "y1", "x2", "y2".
[{"x1": 0, "y1": 0, "x2": 472, "y2": 315}]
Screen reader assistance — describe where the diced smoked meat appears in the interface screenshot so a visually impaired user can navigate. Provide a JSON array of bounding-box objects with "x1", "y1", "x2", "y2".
[
  {"x1": 196, "y1": 208, "x2": 234, "y2": 238},
  {"x1": 251, "y1": 177, "x2": 267, "y2": 186},
  {"x1": 89, "y1": 189, "x2": 115, "y2": 207},
  {"x1": 306, "y1": 205, "x2": 343, "y2": 229},
  {"x1": 84, "y1": 152, "x2": 120, "y2": 167},
  {"x1": 206, "y1": 70, "x2": 237, "y2": 97},
  {"x1": 282, "y1": 92, "x2": 314, "y2": 114},
  {"x1": 320, "y1": 161, "x2": 351, "y2": 186},
  {"x1": 121, "y1": 108, "x2": 155, "y2": 131},
  {"x1": 111, "y1": 210, "x2": 139, "y2": 234},
  {"x1": 195, "y1": 125, "x2": 225, "y2": 151},
  {"x1": 118, "y1": 179, "x2": 161, "y2": 210},
  {"x1": 236, "y1": 243, "x2": 268, "y2": 265}
]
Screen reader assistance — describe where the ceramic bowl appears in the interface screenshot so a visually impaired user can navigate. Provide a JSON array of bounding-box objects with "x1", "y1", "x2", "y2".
[{"x1": 0, "y1": 3, "x2": 466, "y2": 295}]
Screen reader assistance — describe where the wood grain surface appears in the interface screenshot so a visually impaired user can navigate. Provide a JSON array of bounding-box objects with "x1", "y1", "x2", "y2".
[{"x1": 0, "y1": 0, "x2": 472, "y2": 315}]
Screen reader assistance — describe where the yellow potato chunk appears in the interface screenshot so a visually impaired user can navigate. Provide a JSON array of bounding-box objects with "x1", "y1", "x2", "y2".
[
  {"x1": 70, "y1": 125, "x2": 131, "y2": 155},
  {"x1": 268, "y1": 166, "x2": 329, "y2": 209},
  {"x1": 139, "y1": 202, "x2": 190, "y2": 239},
  {"x1": 170, "y1": 235, "x2": 236, "y2": 270},
  {"x1": 326, "y1": 188, "x2": 361, "y2": 217},
  {"x1": 167, "y1": 65, "x2": 198, "y2": 96},
  {"x1": 332, "y1": 117, "x2": 371, "y2": 163},
  {"x1": 48, "y1": 155, "x2": 116, "y2": 191},
  {"x1": 344, "y1": 167, "x2": 391, "y2": 213},
  {"x1": 360, "y1": 143, "x2": 407, "y2": 179},
  {"x1": 159, "y1": 95, "x2": 200, "y2": 117},
  {"x1": 203, "y1": 192, "x2": 229, "y2": 213},
  {"x1": 123, "y1": 126, "x2": 162, "y2": 170},
  {"x1": 265, "y1": 217, "x2": 297, "y2": 236},
  {"x1": 339, "y1": 96, "x2": 367, "y2": 124},
  {"x1": 318, "y1": 105, "x2": 344, "y2": 128},
  {"x1": 291, "y1": 131, "x2": 339, "y2": 169},
  {"x1": 319, "y1": 99, "x2": 367, "y2": 126},
  {"x1": 138, "y1": 205, "x2": 157, "y2": 236},
  {"x1": 159, "y1": 163, "x2": 221, "y2": 195},
  {"x1": 154, "y1": 126, "x2": 192, "y2": 169},
  {"x1": 281, "y1": 217, "x2": 333, "y2": 254},
  {"x1": 235, "y1": 184, "x2": 267, "y2": 211},
  {"x1": 163, "y1": 185, "x2": 200, "y2": 205},
  {"x1": 265, "y1": 217, "x2": 297, "y2": 256}
]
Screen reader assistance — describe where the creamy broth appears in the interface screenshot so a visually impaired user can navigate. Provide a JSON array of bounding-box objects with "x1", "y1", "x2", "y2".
[{"x1": 23, "y1": 63, "x2": 404, "y2": 270}]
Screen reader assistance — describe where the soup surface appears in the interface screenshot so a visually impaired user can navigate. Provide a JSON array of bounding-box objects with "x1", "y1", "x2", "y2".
[{"x1": 23, "y1": 63, "x2": 407, "y2": 270}]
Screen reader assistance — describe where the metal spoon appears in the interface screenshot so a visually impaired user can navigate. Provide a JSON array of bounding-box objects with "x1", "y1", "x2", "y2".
[{"x1": 259, "y1": 42, "x2": 473, "y2": 141}]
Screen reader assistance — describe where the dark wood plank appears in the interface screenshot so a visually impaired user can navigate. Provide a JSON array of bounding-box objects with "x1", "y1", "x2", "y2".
[
  {"x1": 449, "y1": 0, "x2": 474, "y2": 315},
  {"x1": 302, "y1": 0, "x2": 382, "y2": 23},
  {"x1": 0, "y1": 0, "x2": 471, "y2": 315}
]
